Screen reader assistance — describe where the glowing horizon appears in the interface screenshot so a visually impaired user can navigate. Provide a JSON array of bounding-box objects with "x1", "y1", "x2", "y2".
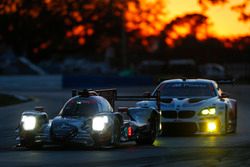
[{"x1": 166, "y1": 0, "x2": 250, "y2": 38}]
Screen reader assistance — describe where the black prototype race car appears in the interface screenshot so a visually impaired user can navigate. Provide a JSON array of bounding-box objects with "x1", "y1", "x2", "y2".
[{"x1": 16, "y1": 89, "x2": 161, "y2": 148}]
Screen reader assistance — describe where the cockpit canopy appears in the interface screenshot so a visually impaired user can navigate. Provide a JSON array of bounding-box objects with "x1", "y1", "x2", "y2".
[{"x1": 59, "y1": 96, "x2": 113, "y2": 117}]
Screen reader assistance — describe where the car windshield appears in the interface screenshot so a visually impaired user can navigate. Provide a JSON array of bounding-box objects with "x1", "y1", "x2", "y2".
[
  {"x1": 60, "y1": 99, "x2": 99, "y2": 117},
  {"x1": 156, "y1": 82, "x2": 216, "y2": 97}
]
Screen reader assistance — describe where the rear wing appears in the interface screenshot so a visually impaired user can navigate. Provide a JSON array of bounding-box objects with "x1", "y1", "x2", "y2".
[
  {"x1": 72, "y1": 88, "x2": 161, "y2": 111},
  {"x1": 95, "y1": 88, "x2": 117, "y2": 108}
]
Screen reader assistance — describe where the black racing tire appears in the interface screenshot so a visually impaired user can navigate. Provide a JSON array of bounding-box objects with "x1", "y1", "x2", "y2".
[
  {"x1": 231, "y1": 103, "x2": 237, "y2": 133},
  {"x1": 224, "y1": 107, "x2": 237, "y2": 134},
  {"x1": 111, "y1": 117, "x2": 121, "y2": 146},
  {"x1": 229, "y1": 111, "x2": 237, "y2": 134},
  {"x1": 222, "y1": 109, "x2": 228, "y2": 135},
  {"x1": 21, "y1": 140, "x2": 43, "y2": 150},
  {"x1": 232, "y1": 114, "x2": 237, "y2": 133},
  {"x1": 229, "y1": 117, "x2": 237, "y2": 134},
  {"x1": 136, "y1": 121, "x2": 157, "y2": 145},
  {"x1": 136, "y1": 135, "x2": 155, "y2": 145}
]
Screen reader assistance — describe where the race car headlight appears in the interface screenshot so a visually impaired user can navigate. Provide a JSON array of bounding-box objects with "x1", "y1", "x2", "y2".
[
  {"x1": 21, "y1": 116, "x2": 37, "y2": 131},
  {"x1": 92, "y1": 116, "x2": 108, "y2": 131},
  {"x1": 200, "y1": 108, "x2": 216, "y2": 116},
  {"x1": 207, "y1": 122, "x2": 217, "y2": 132}
]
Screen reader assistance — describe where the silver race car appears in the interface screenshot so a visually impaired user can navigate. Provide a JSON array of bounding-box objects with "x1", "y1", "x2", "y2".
[
  {"x1": 137, "y1": 79, "x2": 237, "y2": 135},
  {"x1": 16, "y1": 89, "x2": 160, "y2": 149}
]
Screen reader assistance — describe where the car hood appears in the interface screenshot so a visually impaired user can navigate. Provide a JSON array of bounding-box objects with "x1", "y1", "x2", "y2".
[
  {"x1": 136, "y1": 96, "x2": 220, "y2": 111},
  {"x1": 51, "y1": 116, "x2": 89, "y2": 129}
]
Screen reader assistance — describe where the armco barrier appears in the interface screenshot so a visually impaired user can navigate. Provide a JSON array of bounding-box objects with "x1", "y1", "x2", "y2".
[
  {"x1": 62, "y1": 75, "x2": 154, "y2": 88},
  {"x1": 0, "y1": 75, "x2": 62, "y2": 90}
]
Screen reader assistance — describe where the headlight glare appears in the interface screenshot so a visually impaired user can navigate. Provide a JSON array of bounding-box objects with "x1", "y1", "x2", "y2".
[
  {"x1": 200, "y1": 108, "x2": 216, "y2": 115},
  {"x1": 21, "y1": 116, "x2": 36, "y2": 131},
  {"x1": 207, "y1": 122, "x2": 217, "y2": 132},
  {"x1": 92, "y1": 116, "x2": 108, "y2": 131},
  {"x1": 201, "y1": 109, "x2": 209, "y2": 115},
  {"x1": 209, "y1": 108, "x2": 216, "y2": 115}
]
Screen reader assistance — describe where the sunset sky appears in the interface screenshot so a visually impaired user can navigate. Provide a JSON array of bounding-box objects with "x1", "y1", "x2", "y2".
[
  {"x1": 166, "y1": 0, "x2": 250, "y2": 38},
  {"x1": 1, "y1": 0, "x2": 250, "y2": 50}
]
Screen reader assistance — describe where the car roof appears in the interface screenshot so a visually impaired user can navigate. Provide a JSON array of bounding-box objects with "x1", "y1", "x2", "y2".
[
  {"x1": 160, "y1": 79, "x2": 218, "y2": 88},
  {"x1": 70, "y1": 95, "x2": 106, "y2": 103}
]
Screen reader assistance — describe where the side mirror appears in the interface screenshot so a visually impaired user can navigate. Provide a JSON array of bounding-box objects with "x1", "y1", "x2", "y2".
[
  {"x1": 143, "y1": 92, "x2": 151, "y2": 98},
  {"x1": 118, "y1": 107, "x2": 128, "y2": 113},
  {"x1": 220, "y1": 92, "x2": 230, "y2": 98}
]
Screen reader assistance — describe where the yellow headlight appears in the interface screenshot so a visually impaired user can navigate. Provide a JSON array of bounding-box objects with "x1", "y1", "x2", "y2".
[{"x1": 207, "y1": 122, "x2": 217, "y2": 132}]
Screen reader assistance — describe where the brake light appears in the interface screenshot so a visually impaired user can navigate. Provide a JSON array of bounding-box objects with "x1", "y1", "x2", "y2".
[{"x1": 128, "y1": 126, "x2": 132, "y2": 137}]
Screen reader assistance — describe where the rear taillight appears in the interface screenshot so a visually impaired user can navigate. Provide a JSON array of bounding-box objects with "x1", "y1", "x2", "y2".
[{"x1": 128, "y1": 126, "x2": 132, "y2": 137}]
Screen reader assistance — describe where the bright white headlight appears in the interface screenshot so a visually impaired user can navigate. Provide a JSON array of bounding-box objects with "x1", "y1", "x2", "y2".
[
  {"x1": 209, "y1": 108, "x2": 216, "y2": 115},
  {"x1": 92, "y1": 116, "x2": 108, "y2": 131},
  {"x1": 200, "y1": 108, "x2": 216, "y2": 115},
  {"x1": 21, "y1": 116, "x2": 36, "y2": 131},
  {"x1": 201, "y1": 109, "x2": 209, "y2": 115}
]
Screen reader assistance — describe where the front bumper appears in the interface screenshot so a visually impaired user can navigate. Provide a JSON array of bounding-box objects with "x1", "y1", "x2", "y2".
[
  {"x1": 161, "y1": 116, "x2": 223, "y2": 135},
  {"x1": 17, "y1": 128, "x2": 112, "y2": 147}
]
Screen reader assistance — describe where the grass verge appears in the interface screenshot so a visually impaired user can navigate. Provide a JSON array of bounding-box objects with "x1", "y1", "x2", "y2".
[{"x1": 0, "y1": 93, "x2": 30, "y2": 107}]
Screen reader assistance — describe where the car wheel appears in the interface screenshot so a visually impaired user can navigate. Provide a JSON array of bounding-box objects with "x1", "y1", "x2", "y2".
[
  {"x1": 222, "y1": 110, "x2": 229, "y2": 135},
  {"x1": 111, "y1": 117, "x2": 121, "y2": 146},
  {"x1": 136, "y1": 123, "x2": 156, "y2": 145},
  {"x1": 230, "y1": 114, "x2": 237, "y2": 134},
  {"x1": 136, "y1": 135, "x2": 155, "y2": 145},
  {"x1": 231, "y1": 104, "x2": 237, "y2": 133},
  {"x1": 232, "y1": 120, "x2": 237, "y2": 133},
  {"x1": 21, "y1": 140, "x2": 43, "y2": 150}
]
